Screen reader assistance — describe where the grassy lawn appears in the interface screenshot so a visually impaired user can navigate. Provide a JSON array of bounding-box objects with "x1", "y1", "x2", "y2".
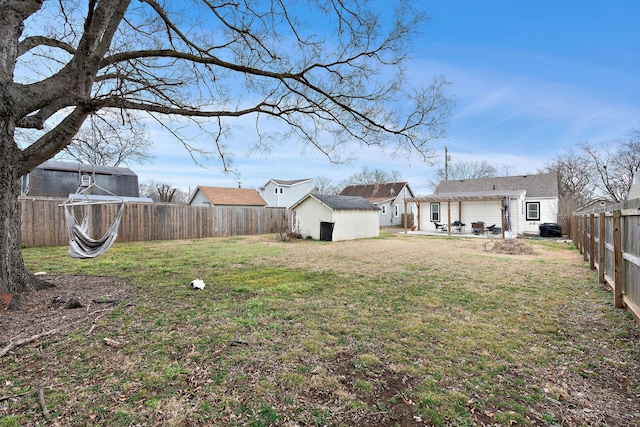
[{"x1": 3, "y1": 233, "x2": 639, "y2": 426}]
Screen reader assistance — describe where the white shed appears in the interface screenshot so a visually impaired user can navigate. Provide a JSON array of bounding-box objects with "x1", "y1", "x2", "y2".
[{"x1": 291, "y1": 193, "x2": 380, "y2": 241}]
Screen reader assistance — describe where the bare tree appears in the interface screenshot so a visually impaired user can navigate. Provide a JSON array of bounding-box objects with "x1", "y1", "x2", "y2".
[
  {"x1": 342, "y1": 167, "x2": 402, "y2": 186},
  {"x1": 313, "y1": 176, "x2": 341, "y2": 195},
  {"x1": 543, "y1": 149, "x2": 596, "y2": 235},
  {"x1": 61, "y1": 111, "x2": 154, "y2": 167},
  {"x1": 581, "y1": 130, "x2": 640, "y2": 202},
  {"x1": 139, "y1": 181, "x2": 188, "y2": 203},
  {"x1": 429, "y1": 160, "x2": 497, "y2": 188},
  {"x1": 1, "y1": 1, "x2": 453, "y2": 295}
]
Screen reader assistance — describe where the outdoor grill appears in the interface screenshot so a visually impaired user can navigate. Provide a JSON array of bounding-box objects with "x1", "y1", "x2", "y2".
[{"x1": 539, "y1": 223, "x2": 562, "y2": 237}]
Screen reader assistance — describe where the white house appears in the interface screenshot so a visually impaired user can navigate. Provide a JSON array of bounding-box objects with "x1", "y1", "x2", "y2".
[
  {"x1": 406, "y1": 173, "x2": 559, "y2": 236},
  {"x1": 339, "y1": 182, "x2": 415, "y2": 227},
  {"x1": 290, "y1": 193, "x2": 380, "y2": 241},
  {"x1": 258, "y1": 178, "x2": 315, "y2": 208},
  {"x1": 189, "y1": 186, "x2": 267, "y2": 207}
]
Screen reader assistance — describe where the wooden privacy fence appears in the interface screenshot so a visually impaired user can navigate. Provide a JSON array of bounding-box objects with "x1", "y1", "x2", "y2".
[
  {"x1": 20, "y1": 197, "x2": 291, "y2": 248},
  {"x1": 572, "y1": 198, "x2": 640, "y2": 323}
]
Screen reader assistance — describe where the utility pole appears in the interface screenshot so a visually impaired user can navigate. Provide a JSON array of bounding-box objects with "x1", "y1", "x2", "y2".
[{"x1": 444, "y1": 147, "x2": 450, "y2": 180}]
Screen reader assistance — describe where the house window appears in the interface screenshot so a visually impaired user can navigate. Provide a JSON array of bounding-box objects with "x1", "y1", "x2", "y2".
[
  {"x1": 526, "y1": 202, "x2": 540, "y2": 221},
  {"x1": 274, "y1": 188, "x2": 278, "y2": 194},
  {"x1": 381, "y1": 205, "x2": 387, "y2": 215},
  {"x1": 394, "y1": 204, "x2": 399, "y2": 217},
  {"x1": 430, "y1": 203, "x2": 440, "y2": 222}
]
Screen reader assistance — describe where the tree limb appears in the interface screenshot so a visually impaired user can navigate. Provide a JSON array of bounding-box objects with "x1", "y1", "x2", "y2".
[
  {"x1": 17, "y1": 36, "x2": 76, "y2": 57},
  {"x1": 38, "y1": 383, "x2": 50, "y2": 420}
]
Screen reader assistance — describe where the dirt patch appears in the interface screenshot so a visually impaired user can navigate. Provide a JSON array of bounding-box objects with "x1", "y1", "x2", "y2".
[{"x1": 0, "y1": 275, "x2": 129, "y2": 349}]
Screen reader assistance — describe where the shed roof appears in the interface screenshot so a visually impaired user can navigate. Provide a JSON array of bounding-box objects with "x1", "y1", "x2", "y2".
[
  {"x1": 294, "y1": 193, "x2": 379, "y2": 211},
  {"x1": 339, "y1": 182, "x2": 412, "y2": 203},
  {"x1": 435, "y1": 173, "x2": 558, "y2": 198},
  {"x1": 192, "y1": 186, "x2": 267, "y2": 206}
]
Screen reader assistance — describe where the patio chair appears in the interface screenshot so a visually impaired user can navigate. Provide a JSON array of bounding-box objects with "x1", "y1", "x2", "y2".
[
  {"x1": 452, "y1": 220, "x2": 466, "y2": 233},
  {"x1": 433, "y1": 222, "x2": 447, "y2": 232},
  {"x1": 485, "y1": 224, "x2": 497, "y2": 234}
]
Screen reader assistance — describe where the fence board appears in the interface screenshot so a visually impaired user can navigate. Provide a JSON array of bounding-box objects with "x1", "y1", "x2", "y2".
[
  {"x1": 19, "y1": 197, "x2": 290, "y2": 248},
  {"x1": 573, "y1": 198, "x2": 640, "y2": 324}
]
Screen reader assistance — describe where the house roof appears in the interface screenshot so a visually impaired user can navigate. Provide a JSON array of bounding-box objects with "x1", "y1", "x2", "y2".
[
  {"x1": 191, "y1": 186, "x2": 267, "y2": 206},
  {"x1": 292, "y1": 193, "x2": 380, "y2": 211},
  {"x1": 259, "y1": 178, "x2": 314, "y2": 190},
  {"x1": 434, "y1": 173, "x2": 558, "y2": 198},
  {"x1": 39, "y1": 160, "x2": 137, "y2": 177},
  {"x1": 339, "y1": 182, "x2": 413, "y2": 203}
]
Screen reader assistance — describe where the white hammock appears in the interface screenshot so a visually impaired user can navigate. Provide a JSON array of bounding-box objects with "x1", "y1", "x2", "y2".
[{"x1": 61, "y1": 182, "x2": 125, "y2": 259}]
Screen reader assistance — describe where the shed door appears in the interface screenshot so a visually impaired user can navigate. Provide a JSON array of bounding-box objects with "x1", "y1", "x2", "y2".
[{"x1": 320, "y1": 222, "x2": 334, "y2": 241}]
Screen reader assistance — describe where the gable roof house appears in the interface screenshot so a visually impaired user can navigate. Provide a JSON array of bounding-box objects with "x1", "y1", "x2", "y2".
[
  {"x1": 258, "y1": 178, "x2": 315, "y2": 208},
  {"x1": 290, "y1": 194, "x2": 380, "y2": 241},
  {"x1": 189, "y1": 186, "x2": 267, "y2": 208},
  {"x1": 339, "y1": 182, "x2": 415, "y2": 227},
  {"x1": 405, "y1": 172, "x2": 559, "y2": 237}
]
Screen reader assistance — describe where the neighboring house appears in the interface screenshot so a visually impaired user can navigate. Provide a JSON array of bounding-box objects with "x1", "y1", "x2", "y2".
[
  {"x1": 21, "y1": 160, "x2": 141, "y2": 198},
  {"x1": 339, "y1": 182, "x2": 415, "y2": 227},
  {"x1": 406, "y1": 172, "x2": 559, "y2": 236},
  {"x1": 290, "y1": 193, "x2": 380, "y2": 241},
  {"x1": 189, "y1": 186, "x2": 267, "y2": 207},
  {"x1": 258, "y1": 178, "x2": 315, "y2": 208},
  {"x1": 575, "y1": 198, "x2": 616, "y2": 213}
]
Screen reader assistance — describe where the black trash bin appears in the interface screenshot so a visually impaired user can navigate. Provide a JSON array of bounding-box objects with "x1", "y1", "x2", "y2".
[{"x1": 539, "y1": 223, "x2": 562, "y2": 237}]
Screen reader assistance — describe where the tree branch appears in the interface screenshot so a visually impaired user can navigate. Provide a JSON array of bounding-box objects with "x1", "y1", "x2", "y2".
[{"x1": 17, "y1": 36, "x2": 76, "y2": 57}]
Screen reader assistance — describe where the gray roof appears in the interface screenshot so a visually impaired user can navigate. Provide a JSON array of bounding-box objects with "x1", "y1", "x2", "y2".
[
  {"x1": 339, "y1": 182, "x2": 413, "y2": 203},
  {"x1": 40, "y1": 160, "x2": 137, "y2": 177},
  {"x1": 435, "y1": 172, "x2": 558, "y2": 198},
  {"x1": 303, "y1": 193, "x2": 380, "y2": 210},
  {"x1": 267, "y1": 178, "x2": 313, "y2": 186}
]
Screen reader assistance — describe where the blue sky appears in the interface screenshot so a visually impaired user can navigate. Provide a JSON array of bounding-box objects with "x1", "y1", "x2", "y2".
[{"x1": 135, "y1": 1, "x2": 640, "y2": 195}]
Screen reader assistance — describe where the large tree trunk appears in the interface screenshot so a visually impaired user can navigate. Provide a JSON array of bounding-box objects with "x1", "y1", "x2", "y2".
[{"x1": 0, "y1": 125, "x2": 51, "y2": 297}]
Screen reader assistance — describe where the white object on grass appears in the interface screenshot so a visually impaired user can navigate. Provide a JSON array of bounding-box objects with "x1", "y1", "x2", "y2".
[{"x1": 190, "y1": 279, "x2": 206, "y2": 290}]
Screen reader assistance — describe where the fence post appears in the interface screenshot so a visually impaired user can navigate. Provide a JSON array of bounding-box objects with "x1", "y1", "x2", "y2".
[
  {"x1": 589, "y1": 214, "x2": 595, "y2": 270},
  {"x1": 613, "y1": 210, "x2": 624, "y2": 308},
  {"x1": 582, "y1": 215, "x2": 588, "y2": 260},
  {"x1": 598, "y1": 212, "x2": 605, "y2": 285},
  {"x1": 574, "y1": 214, "x2": 581, "y2": 252}
]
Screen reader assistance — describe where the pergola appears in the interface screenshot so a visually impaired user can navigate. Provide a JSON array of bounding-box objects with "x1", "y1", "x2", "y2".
[{"x1": 403, "y1": 190, "x2": 524, "y2": 236}]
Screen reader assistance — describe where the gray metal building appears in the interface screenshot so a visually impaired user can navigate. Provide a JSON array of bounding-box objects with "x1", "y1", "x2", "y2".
[{"x1": 21, "y1": 160, "x2": 141, "y2": 198}]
